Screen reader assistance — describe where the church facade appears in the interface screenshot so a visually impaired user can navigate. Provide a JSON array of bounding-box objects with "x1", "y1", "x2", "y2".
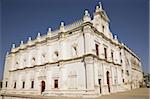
[{"x1": 1, "y1": 2, "x2": 143, "y2": 97}]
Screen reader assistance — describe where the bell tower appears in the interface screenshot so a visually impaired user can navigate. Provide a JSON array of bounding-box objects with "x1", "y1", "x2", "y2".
[{"x1": 92, "y1": 2, "x2": 112, "y2": 39}]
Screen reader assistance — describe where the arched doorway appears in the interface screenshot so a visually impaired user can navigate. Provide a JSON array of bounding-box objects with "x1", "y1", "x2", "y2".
[
  {"x1": 106, "y1": 71, "x2": 110, "y2": 92},
  {"x1": 41, "y1": 81, "x2": 45, "y2": 93}
]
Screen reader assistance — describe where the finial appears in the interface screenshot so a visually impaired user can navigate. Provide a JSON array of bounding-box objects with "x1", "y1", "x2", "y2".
[
  {"x1": 47, "y1": 28, "x2": 52, "y2": 37},
  {"x1": 83, "y1": 10, "x2": 91, "y2": 22},
  {"x1": 37, "y1": 32, "x2": 41, "y2": 38},
  {"x1": 12, "y1": 43, "x2": 15, "y2": 49},
  {"x1": 95, "y1": 6, "x2": 99, "y2": 12},
  {"x1": 6, "y1": 51, "x2": 9, "y2": 56},
  {"x1": 99, "y1": 2, "x2": 103, "y2": 10},
  {"x1": 114, "y1": 35, "x2": 118, "y2": 41},
  {"x1": 20, "y1": 40, "x2": 24, "y2": 45},
  {"x1": 84, "y1": 10, "x2": 90, "y2": 17},
  {"x1": 60, "y1": 22, "x2": 65, "y2": 32},
  {"x1": 28, "y1": 37, "x2": 32, "y2": 41},
  {"x1": 121, "y1": 43, "x2": 124, "y2": 46},
  {"x1": 60, "y1": 22, "x2": 64, "y2": 27},
  {"x1": 48, "y1": 28, "x2": 52, "y2": 32}
]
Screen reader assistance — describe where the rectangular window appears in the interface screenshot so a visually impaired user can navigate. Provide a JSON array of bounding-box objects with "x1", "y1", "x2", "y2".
[
  {"x1": 31, "y1": 81, "x2": 34, "y2": 88},
  {"x1": 5, "y1": 81, "x2": 8, "y2": 88},
  {"x1": 14, "y1": 82, "x2": 16, "y2": 89},
  {"x1": 111, "y1": 52, "x2": 114, "y2": 62},
  {"x1": 0, "y1": 82, "x2": 2, "y2": 88},
  {"x1": 120, "y1": 52, "x2": 122, "y2": 63},
  {"x1": 54, "y1": 79, "x2": 58, "y2": 88},
  {"x1": 104, "y1": 48, "x2": 107, "y2": 60},
  {"x1": 95, "y1": 44, "x2": 99, "y2": 56},
  {"x1": 22, "y1": 81, "x2": 25, "y2": 89},
  {"x1": 102, "y1": 25, "x2": 105, "y2": 32},
  {"x1": 126, "y1": 70, "x2": 129, "y2": 76}
]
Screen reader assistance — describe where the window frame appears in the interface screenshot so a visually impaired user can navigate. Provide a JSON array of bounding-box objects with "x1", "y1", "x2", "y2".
[
  {"x1": 5, "y1": 81, "x2": 8, "y2": 88},
  {"x1": 95, "y1": 44, "x2": 99, "y2": 56},
  {"x1": 31, "y1": 81, "x2": 34, "y2": 89},
  {"x1": 104, "y1": 47, "x2": 107, "y2": 60},
  {"x1": 54, "y1": 79, "x2": 58, "y2": 89},
  {"x1": 22, "y1": 81, "x2": 25, "y2": 89}
]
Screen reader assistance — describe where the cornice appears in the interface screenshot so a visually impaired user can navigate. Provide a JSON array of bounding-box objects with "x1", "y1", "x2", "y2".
[{"x1": 9, "y1": 53, "x2": 121, "y2": 72}]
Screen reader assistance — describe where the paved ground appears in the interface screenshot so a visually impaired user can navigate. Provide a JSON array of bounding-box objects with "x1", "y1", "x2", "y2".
[
  {"x1": 1, "y1": 88, "x2": 149, "y2": 99},
  {"x1": 41, "y1": 88, "x2": 149, "y2": 99},
  {"x1": 94, "y1": 88, "x2": 149, "y2": 99}
]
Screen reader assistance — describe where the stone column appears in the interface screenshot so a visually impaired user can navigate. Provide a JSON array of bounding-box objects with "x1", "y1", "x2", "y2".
[
  {"x1": 83, "y1": 25, "x2": 95, "y2": 55},
  {"x1": 84, "y1": 56, "x2": 95, "y2": 90}
]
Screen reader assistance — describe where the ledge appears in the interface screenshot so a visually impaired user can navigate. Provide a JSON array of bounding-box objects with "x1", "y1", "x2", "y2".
[{"x1": 9, "y1": 53, "x2": 121, "y2": 72}]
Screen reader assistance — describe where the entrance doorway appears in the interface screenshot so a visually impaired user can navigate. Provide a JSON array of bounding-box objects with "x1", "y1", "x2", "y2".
[
  {"x1": 98, "y1": 79, "x2": 102, "y2": 94},
  {"x1": 106, "y1": 71, "x2": 110, "y2": 92},
  {"x1": 41, "y1": 81, "x2": 45, "y2": 93}
]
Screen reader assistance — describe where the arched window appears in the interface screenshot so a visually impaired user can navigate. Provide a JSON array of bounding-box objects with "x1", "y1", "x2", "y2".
[
  {"x1": 72, "y1": 46, "x2": 78, "y2": 56},
  {"x1": 95, "y1": 44, "x2": 99, "y2": 56},
  {"x1": 23, "y1": 59, "x2": 26, "y2": 66},
  {"x1": 31, "y1": 81, "x2": 34, "y2": 89},
  {"x1": 41, "y1": 81, "x2": 45, "y2": 93},
  {"x1": 53, "y1": 51, "x2": 59, "y2": 61},
  {"x1": 104, "y1": 47, "x2": 107, "y2": 60},
  {"x1": 16, "y1": 61, "x2": 19, "y2": 65},
  {"x1": 5, "y1": 81, "x2": 8, "y2": 88},
  {"x1": 55, "y1": 51, "x2": 59, "y2": 57},
  {"x1": 42, "y1": 54, "x2": 45, "y2": 58},
  {"x1": 32, "y1": 57, "x2": 36, "y2": 65},
  {"x1": 14, "y1": 82, "x2": 16, "y2": 89},
  {"x1": 111, "y1": 51, "x2": 114, "y2": 62},
  {"x1": 22, "y1": 81, "x2": 25, "y2": 89},
  {"x1": 15, "y1": 61, "x2": 19, "y2": 68},
  {"x1": 102, "y1": 25, "x2": 105, "y2": 32},
  {"x1": 42, "y1": 53, "x2": 46, "y2": 63}
]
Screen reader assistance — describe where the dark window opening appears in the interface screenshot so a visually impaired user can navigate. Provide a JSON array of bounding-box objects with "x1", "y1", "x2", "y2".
[
  {"x1": 120, "y1": 52, "x2": 122, "y2": 63},
  {"x1": 98, "y1": 79, "x2": 102, "y2": 94},
  {"x1": 16, "y1": 62, "x2": 18, "y2": 64},
  {"x1": 120, "y1": 59, "x2": 123, "y2": 63},
  {"x1": 5, "y1": 81, "x2": 8, "y2": 88},
  {"x1": 54, "y1": 79, "x2": 58, "y2": 88},
  {"x1": 104, "y1": 48, "x2": 107, "y2": 60},
  {"x1": 102, "y1": 25, "x2": 105, "y2": 32},
  {"x1": 14, "y1": 82, "x2": 16, "y2": 89},
  {"x1": 55, "y1": 52, "x2": 59, "y2": 57},
  {"x1": 120, "y1": 52, "x2": 122, "y2": 56},
  {"x1": 0, "y1": 82, "x2": 2, "y2": 88},
  {"x1": 126, "y1": 70, "x2": 129, "y2": 76},
  {"x1": 111, "y1": 52, "x2": 114, "y2": 62},
  {"x1": 41, "y1": 81, "x2": 45, "y2": 93},
  {"x1": 95, "y1": 44, "x2": 99, "y2": 56},
  {"x1": 73, "y1": 46, "x2": 77, "y2": 55},
  {"x1": 42, "y1": 54, "x2": 45, "y2": 58},
  {"x1": 122, "y1": 69, "x2": 124, "y2": 74},
  {"x1": 31, "y1": 81, "x2": 34, "y2": 88},
  {"x1": 123, "y1": 79, "x2": 125, "y2": 83},
  {"x1": 69, "y1": 32, "x2": 72, "y2": 34},
  {"x1": 22, "y1": 81, "x2": 25, "y2": 89}
]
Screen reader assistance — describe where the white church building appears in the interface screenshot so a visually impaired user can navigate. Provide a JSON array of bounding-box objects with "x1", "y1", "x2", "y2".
[{"x1": 1, "y1": 2, "x2": 143, "y2": 98}]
